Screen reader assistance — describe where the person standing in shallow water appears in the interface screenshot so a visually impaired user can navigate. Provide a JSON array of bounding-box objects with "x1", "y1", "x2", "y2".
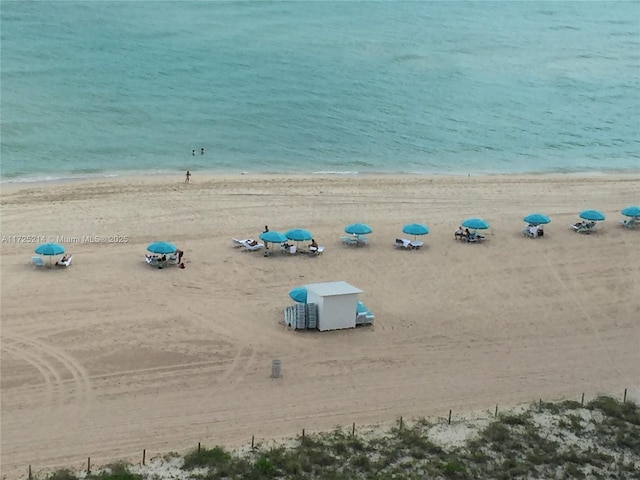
[{"x1": 185, "y1": 170, "x2": 191, "y2": 184}]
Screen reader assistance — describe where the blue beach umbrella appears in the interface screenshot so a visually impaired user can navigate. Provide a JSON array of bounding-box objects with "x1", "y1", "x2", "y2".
[
  {"x1": 579, "y1": 210, "x2": 605, "y2": 222},
  {"x1": 35, "y1": 243, "x2": 65, "y2": 256},
  {"x1": 344, "y1": 223, "x2": 372, "y2": 235},
  {"x1": 621, "y1": 206, "x2": 640, "y2": 218},
  {"x1": 289, "y1": 287, "x2": 307, "y2": 303},
  {"x1": 285, "y1": 229, "x2": 313, "y2": 242},
  {"x1": 260, "y1": 231, "x2": 288, "y2": 244},
  {"x1": 34, "y1": 242, "x2": 66, "y2": 266},
  {"x1": 147, "y1": 241, "x2": 177, "y2": 254},
  {"x1": 523, "y1": 214, "x2": 551, "y2": 226},
  {"x1": 402, "y1": 223, "x2": 429, "y2": 236},
  {"x1": 461, "y1": 218, "x2": 489, "y2": 230}
]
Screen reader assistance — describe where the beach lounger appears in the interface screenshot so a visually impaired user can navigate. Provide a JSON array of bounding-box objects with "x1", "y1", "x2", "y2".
[
  {"x1": 394, "y1": 238, "x2": 412, "y2": 249},
  {"x1": 464, "y1": 232, "x2": 486, "y2": 243},
  {"x1": 571, "y1": 221, "x2": 596, "y2": 234},
  {"x1": 522, "y1": 225, "x2": 541, "y2": 238},
  {"x1": 241, "y1": 241, "x2": 265, "y2": 251},
  {"x1": 56, "y1": 255, "x2": 73, "y2": 267},
  {"x1": 232, "y1": 237, "x2": 265, "y2": 251},
  {"x1": 355, "y1": 234, "x2": 369, "y2": 246},
  {"x1": 394, "y1": 238, "x2": 423, "y2": 249},
  {"x1": 309, "y1": 246, "x2": 324, "y2": 256},
  {"x1": 232, "y1": 238, "x2": 251, "y2": 247},
  {"x1": 620, "y1": 218, "x2": 637, "y2": 229},
  {"x1": 145, "y1": 256, "x2": 160, "y2": 266},
  {"x1": 341, "y1": 235, "x2": 358, "y2": 246},
  {"x1": 32, "y1": 256, "x2": 45, "y2": 268},
  {"x1": 280, "y1": 244, "x2": 297, "y2": 254}
]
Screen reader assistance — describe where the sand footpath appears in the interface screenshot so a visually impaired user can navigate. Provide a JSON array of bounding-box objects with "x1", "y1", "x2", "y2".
[{"x1": 1, "y1": 173, "x2": 639, "y2": 477}]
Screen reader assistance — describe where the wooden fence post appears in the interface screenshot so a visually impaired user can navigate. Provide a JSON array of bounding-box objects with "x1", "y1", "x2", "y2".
[
  {"x1": 399, "y1": 416, "x2": 403, "y2": 430},
  {"x1": 448, "y1": 410, "x2": 452, "y2": 425},
  {"x1": 581, "y1": 393, "x2": 584, "y2": 407},
  {"x1": 495, "y1": 404, "x2": 498, "y2": 418},
  {"x1": 198, "y1": 442, "x2": 201, "y2": 453},
  {"x1": 28, "y1": 465, "x2": 32, "y2": 480},
  {"x1": 142, "y1": 449, "x2": 146, "y2": 466},
  {"x1": 87, "y1": 457, "x2": 91, "y2": 474},
  {"x1": 624, "y1": 388, "x2": 627, "y2": 403},
  {"x1": 302, "y1": 429, "x2": 305, "y2": 442},
  {"x1": 352, "y1": 422, "x2": 355, "y2": 437},
  {"x1": 251, "y1": 435, "x2": 255, "y2": 450}
]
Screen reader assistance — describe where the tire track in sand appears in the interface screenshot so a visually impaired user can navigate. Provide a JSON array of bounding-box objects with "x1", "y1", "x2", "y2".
[
  {"x1": 217, "y1": 347, "x2": 256, "y2": 391},
  {"x1": 5, "y1": 333, "x2": 94, "y2": 413},
  {"x1": 1, "y1": 341, "x2": 61, "y2": 408}
]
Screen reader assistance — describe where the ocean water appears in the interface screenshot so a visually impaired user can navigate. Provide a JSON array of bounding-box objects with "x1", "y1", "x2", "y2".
[{"x1": 1, "y1": 1, "x2": 639, "y2": 182}]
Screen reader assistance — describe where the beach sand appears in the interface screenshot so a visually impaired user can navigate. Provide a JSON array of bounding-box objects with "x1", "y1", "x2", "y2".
[{"x1": 1, "y1": 174, "x2": 638, "y2": 477}]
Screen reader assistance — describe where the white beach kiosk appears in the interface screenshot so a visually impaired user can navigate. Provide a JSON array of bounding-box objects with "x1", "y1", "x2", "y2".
[{"x1": 306, "y1": 281, "x2": 363, "y2": 331}]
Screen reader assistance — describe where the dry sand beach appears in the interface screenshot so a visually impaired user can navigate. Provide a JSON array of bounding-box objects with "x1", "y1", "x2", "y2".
[{"x1": 1, "y1": 174, "x2": 639, "y2": 478}]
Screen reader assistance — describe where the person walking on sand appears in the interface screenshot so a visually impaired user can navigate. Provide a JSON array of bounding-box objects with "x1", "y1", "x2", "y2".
[{"x1": 185, "y1": 170, "x2": 191, "y2": 184}]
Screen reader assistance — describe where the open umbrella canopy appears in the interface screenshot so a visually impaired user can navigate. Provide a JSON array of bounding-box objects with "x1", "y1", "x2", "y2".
[
  {"x1": 462, "y1": 218, "x2": 489, "y2": 230},
  {"x1": 34, "y1": 243, "x2": 65, "y2": 256},
  {"x1": 344, "y1": 223, "x2": 372, "y2": 235},
  {"x1": 285, "y1": 229, "x2": 313, "y2": 242},
  {"x1": 147, "y1": 241, "x2": 177, "y2": 254},
  {"x1": 289, "y1": 287, "x2": 307, "y2": 303},
  {"x1": 402, "y1": 223, "x2": 429, "y2": 236},
  {"x1": 260, "y1": 231, "x2": 288, "y2": 244},
  {"x1": 579, "y1": 210, "x2": 605, "y2": 222},
  {"x1": 523, "y1": 213, "x2": 551, "y2": 225},
  {"x1": 621, "y1": 206, "x2": 640, "y2": 218}
]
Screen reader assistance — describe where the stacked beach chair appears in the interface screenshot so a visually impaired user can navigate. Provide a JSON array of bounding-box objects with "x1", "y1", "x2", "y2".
[
  {"x1": 283, "y1": 303, "x2": 319, "y2": 330},
  {"x1": 356, "y1": 301, "x2": 375, "y2": 326}
]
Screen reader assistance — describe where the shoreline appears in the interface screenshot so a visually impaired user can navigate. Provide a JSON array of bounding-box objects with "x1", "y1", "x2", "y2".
[
  {"x1": 2, "y1": 165, "x2": 639, "y2": 189},
  {"x1": 2, "y1": 169, "x2": 639, "y2": 195}
]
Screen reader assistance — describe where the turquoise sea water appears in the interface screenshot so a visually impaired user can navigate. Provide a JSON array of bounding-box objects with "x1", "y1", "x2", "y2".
[{"x1": 1, "y1": 1, "x2": 639, "y2": 182}]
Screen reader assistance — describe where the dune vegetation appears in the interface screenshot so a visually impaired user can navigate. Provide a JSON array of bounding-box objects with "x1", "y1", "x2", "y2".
[{"x1": 36, "y1": 395, "x2": 639, "y2": 480}]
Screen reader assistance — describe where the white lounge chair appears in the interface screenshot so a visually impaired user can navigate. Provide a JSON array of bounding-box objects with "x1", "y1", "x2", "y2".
[
  {"x1": 280, "y1": 244, "x2": 297, "y2": 254},
  {"x1": 241, "y1": 241, "x2": 264, "y2": 251},
  {"x1": 620, "y1": 218, "x2": 637, "y2": 229},
  {"x1": 571, "y1": 221, "x2": 596, "y2": 234},
  {"x1": 341, "y1": 235, "x2": 358, "y2": 246},
  {"x1": 355, "y1": 234, "x2": 369, "y2": 246},
  {"x1": 464, "y1": 232, "x2": 486, "y2": 243},
  {"x1": 309, "y1": 246, "x2": 324, "y2": 256},
  {"x1": 145, "y1": 255, "x2": 160, "y2": 266},
  {"x1": 232, "y1": 238, "x2": 251, "y2": 248},
  {"x1": 56, "y1": 255, "x2": 73, "y2": 267},
  {"x1": 394, "y1": 238, "x2": 423, "y2": 250},
  {"x1": 32, "y1": 256, "x2": 45, "y2": 268},
  {"x1": 394, "y1": 238, "x2": 412, "y2": 249},
  {"x1": 232, "y1": 238, "x2": 265, "y2": 251}
]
